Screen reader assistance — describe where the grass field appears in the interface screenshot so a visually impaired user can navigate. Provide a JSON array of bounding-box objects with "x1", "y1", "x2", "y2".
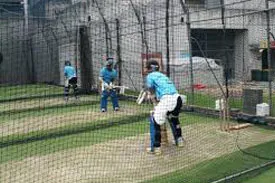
[
  {"x1": 0, "y1": 84, "x2": 275, "y2": 183},
  {"x1": 242, "y1": 166, "x2": 275, "y2": 183}
]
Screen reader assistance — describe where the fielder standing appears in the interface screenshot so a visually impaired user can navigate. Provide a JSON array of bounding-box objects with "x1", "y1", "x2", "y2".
[
  {"x1": 64, "y1": 61, "x2": 78, "y2": 101},
  {"x1": 99, "y1": 57, "x2": 120, "y2": 112},
  {"x1": 145, "y1": 60, "x2": 184, "y2": 155}
]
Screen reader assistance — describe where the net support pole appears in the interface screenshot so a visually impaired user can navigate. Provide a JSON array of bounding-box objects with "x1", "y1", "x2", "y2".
[
  {"x1": 24, "y1": 0, "x2": 29, "y2": 34},
  {"x1": 116, "y1": 19, "x2": 122, "y2": 86},
  {"x1": 266, "y1": 0, "x2": 273, "y2": 115},
  {"x1": 165, "y1": 0, "x2": 170, "y2": 77},
  {"x1": 179, "y1": 0, "x2": 194, "y2": 105}
]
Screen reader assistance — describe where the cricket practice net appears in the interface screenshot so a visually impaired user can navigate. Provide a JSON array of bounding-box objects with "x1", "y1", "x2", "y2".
[{"x1": 0, "y1": 0, "x2": 275, "y2": 183}]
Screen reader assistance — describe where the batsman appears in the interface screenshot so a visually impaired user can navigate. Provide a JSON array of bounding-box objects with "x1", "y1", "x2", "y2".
[
  {"x1": 99, "y1": 57, "x2": 120, "y2": 112},
  {"x1": 64, "y1": 60, "x2": 79, "y2": 101},
  {"x1": 144, "y1": 60, "x2": 184, "y2": 155}
]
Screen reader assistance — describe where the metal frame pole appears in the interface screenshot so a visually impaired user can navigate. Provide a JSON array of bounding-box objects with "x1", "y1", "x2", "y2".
[
  {"x1": 179, "y1": 0, "x2": 194, "y2": 105},
  {"x1": 266, "y1": 0, "x2": 272, "y2": 115}
]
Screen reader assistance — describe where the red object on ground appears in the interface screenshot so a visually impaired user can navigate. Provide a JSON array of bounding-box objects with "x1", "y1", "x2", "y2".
[{"x1": 193, "y1": 84, "x2": 206, "y2": 90}]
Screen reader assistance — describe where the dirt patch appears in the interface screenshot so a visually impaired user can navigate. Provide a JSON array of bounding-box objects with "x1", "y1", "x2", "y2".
[{"x1": 1, "y1": 123, "x2": 275, "y2": 183}]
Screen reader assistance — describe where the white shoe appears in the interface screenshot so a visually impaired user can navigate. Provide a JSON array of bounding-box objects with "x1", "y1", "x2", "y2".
[
  {"x1": 146, "y1": 147, "x2": 162, "y2": 155},
  {"x1": 176, "y1": 137, "x2": 184, "y2": 147},
  {"x1": 114, "y1": 107, "x2": 119, "y2": 111},
  {"x1": 101, "y1": 108, "x2": 106, "y2": 112}
]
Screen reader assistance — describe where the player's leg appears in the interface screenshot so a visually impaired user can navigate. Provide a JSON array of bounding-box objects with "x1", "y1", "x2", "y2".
[
  {"x1": 147, "y1": 101, "x2": 167, "y2": 155},
  {"x1": 168, "y1": 96, "x2": 184, "y2": 147},
  {"x1": 100, "y1": 90, "x2": 109, "y2": 112},
  {"x1": 64, "y1": 79, "x2": 70, "y2": 101},
  {"x1": 147, "y1": 113, "x2": 161, "y2": 155},
  {"x1": 70, "y1": 77, "x2": 79, "y2": 99},
  {"x1": 168, "y1": 115, "x2": 183, "y2": 146},
  {"x1": 110, "y1": 89, "x2": 119, "y2": 111}
]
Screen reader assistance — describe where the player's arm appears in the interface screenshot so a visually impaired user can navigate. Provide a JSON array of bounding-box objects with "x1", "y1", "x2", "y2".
[
  {"x1": 64, "y1": 68, "x2": 69, "y2": 87},
  {"x1": 111, "y1": 69, "x2": 118, "y2": 84},
  {"x1": 98, "y1": 76, "x2": 104, "y2": 84},
  {"x1": 146, "y1": 76, "x2": 158, "y2": 105},
  {"x1": 99, "y1": 76, "x2": 110, "y2": 90},
  {"x1": 99, "y1": 69, "x2": 108, "y2": 85},
  {"x1": 64, "y1": 68, "x2": 68, "y2": 78},
  {"x1": 99, "y1": 69, "x2": 108, "y2": 90},
  {"x1": 147, "y1": 88, "x2": 158, "y2": 105}
]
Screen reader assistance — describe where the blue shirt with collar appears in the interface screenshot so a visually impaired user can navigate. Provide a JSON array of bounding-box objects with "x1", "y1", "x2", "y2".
[
  {"x1": 146, "y1": 71, "x2": 177, "y2": 100},
  {"x1": 100, "y1": 67, "x2": 118, "y2": 84},
  {"x1": 64, "y1": 66, "x2": 76, "y2": 80}
]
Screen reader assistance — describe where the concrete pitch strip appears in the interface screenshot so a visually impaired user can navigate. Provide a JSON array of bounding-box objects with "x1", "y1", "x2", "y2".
[{"x1": 1, "y1": 121, "x2": 275, "y2": 183}]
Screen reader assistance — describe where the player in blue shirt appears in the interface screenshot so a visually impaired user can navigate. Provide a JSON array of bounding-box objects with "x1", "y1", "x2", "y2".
[
  {"x1": 64, "y1": 61, "x2": 78, "y2": 101},
  {"x1": 99, "y1": 57, "x2": 119, "y2": 112},
  {"x1": 145, "y1": 60, "x2": 184, "y2": 155}
]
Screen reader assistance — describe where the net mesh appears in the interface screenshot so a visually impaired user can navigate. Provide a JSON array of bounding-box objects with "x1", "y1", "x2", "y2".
[{"x1": 1, "y1": 0, "x2": 275, "y2": 183}]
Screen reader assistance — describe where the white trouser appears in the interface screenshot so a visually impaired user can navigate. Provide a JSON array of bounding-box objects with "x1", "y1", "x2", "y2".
[
  {"x1": 64, "y1": 79, "x2": 69, "y2": 87},
  {"x1": 153, "y1": 94, "x2": 180, "y2": 125}
]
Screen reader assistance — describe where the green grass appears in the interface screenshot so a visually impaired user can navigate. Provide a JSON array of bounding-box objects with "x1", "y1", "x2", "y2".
[
  {"x1": 0, "y1": 119, "x2": 148, "y2": 163},
  {"x1": 183, "y1": 91, "x2": 275, "y2": 115},
  {"x1": 0, "y1": 84, "x2": 63, "y2": 100},
  {"x1": 2, "y1": 84, "x2": 275, "y2": 114},
  {"x1": 0, "y1": 97, "x2": 148, "y2": 122},
  {"x1": 142, "y1": 141, "x2": 275, "y2": 183},
  {"x1": 124, "y1": 89, "x2": 140, "y2": 96},
  {"x1": 0, "y1": 112, "x2": 216, "y2": 164},
  {"x1": 4, "y1": 84, "x2": 275, "y2": 115},
  {"x1": 1, "y1": 110, "x2": 274, "y2": 183},
  {"x1": 0, "y1": 113, "x2": 148, "y2": 148},
  {"x1": 241, "y1": 166, "x2": 275, "y2": 183},
  {"x1": 0, "y1": 99, "x2": 99, "y2": 117},
  {"x1": 0, "y1": 101, "x2": 98, "y2": 122},
  {"x1": 185, "y1": 92, "x2": 243, "y2": 109},
  {"x1": 187, "y1": 92, "x2": 216, "y2": 108},
  {"x1": 1, "y1": 84, "x2": 275, "y2": 182},
  {"x1": 0, "y1": 84, "x2": 140, "y2": 102}
]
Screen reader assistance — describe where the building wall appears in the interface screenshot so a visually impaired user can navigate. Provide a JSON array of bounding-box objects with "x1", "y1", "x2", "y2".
[
  {"x1": 0, "y1": 19, "x2": 30, "y2": 84},
  {"x1": 1, "y1": 0, "x2": 274, "y2": 88},
  {"x1": 29, "y1": 0, "x2": 275, "y2": 89}
]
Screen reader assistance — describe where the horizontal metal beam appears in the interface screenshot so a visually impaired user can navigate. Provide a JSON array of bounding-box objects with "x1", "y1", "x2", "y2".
[{"x1": 0, "y1": 0, "x2": 21, "y2": 2}]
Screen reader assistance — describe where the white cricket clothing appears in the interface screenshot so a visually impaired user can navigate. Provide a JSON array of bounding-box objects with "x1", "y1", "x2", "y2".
[
  {"x1": 153, "y1": 93, "x2": 180, "y2": 125},
  {"x1": 64, "y1": 79, "x2": 69, "y2": 87}
]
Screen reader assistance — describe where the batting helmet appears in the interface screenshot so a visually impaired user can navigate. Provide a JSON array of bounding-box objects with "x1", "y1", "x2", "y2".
[
  {"x1": 146, "y1": 60, "x2": 160, "y2": 71},
  {"x1": 106, "y1": 57, "x2": 114, "y2": 66},
  {"x1": 65, "y1": 60, "x2": 71, "y2": 66}
]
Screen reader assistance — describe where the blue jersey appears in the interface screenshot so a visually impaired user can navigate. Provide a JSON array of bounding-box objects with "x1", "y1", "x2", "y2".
[
  {"x1": 64, "y1": 66, "x2": 76, "y2": 79},
  {"x1": 146, "y1": 71, "x2": 177, "y2": 100},
  {"x1": 100, "y1": 67, "x2": 117, "y2": 84}
]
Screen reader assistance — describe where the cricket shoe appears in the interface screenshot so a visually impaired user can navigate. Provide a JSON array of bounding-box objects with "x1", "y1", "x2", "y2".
[
  {"x1": 176, "y1": 137, "x2": 185, "y2": 147},
  {"x1": 146, "y1": 147, "x2": 162, "y2": 155},
  {"x1": 101, "y1": 108, "x2": 106, "y2": 112}
]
